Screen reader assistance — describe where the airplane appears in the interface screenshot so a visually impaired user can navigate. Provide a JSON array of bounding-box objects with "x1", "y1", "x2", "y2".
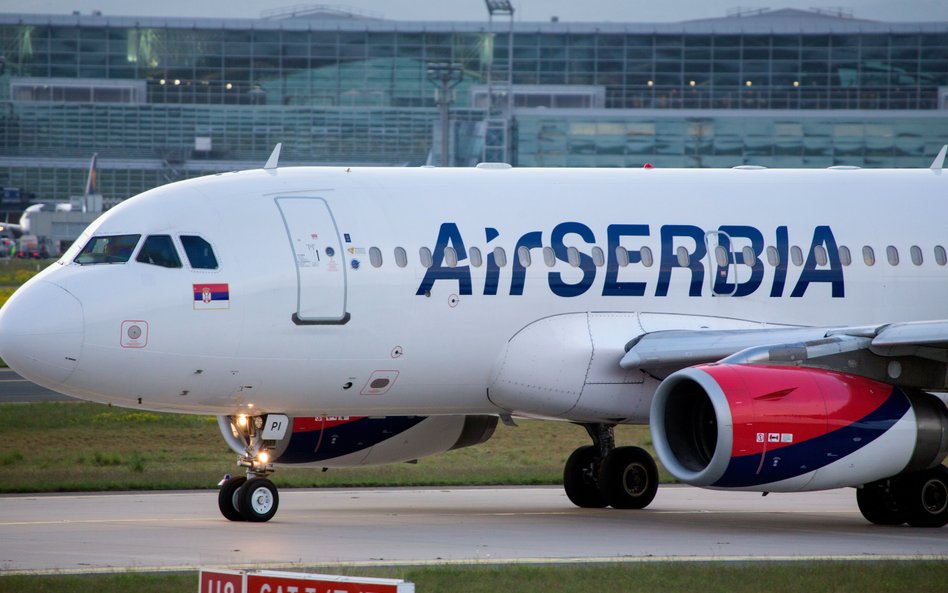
[{"x1": 0, "y1": 144, "x2": 946, "y2": 527}]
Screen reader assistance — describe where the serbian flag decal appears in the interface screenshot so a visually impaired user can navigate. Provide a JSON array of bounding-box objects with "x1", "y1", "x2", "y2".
[{"x1": 193, "y1": 283, "x2": 230, "y2": 310}]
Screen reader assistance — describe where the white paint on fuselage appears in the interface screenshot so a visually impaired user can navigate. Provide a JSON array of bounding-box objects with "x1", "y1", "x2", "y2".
[{"x1": 5, "y1": 166, "x2": 948, "y2": 420}]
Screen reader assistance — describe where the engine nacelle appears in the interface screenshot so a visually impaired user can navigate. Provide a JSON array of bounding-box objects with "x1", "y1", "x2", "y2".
[
  {"x1": 219, "y1": 415, "x2": 497, "y2": 468},
  {"x1": 650, "y1": 364, "x2": 948, "y2": 491}
]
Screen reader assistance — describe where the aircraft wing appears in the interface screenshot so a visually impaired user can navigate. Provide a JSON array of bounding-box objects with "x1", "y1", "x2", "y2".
[{"x1": 621, "y1": 320, "x2": 948, "y2": 390}]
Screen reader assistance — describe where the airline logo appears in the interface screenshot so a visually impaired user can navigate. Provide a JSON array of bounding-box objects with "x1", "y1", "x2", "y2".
[
  {"x1": 193, "y1": 283, "x2": 230, "y2": 310},
  {"x1": 418, "y1": 222, "x2": 844, "y2": 299}
]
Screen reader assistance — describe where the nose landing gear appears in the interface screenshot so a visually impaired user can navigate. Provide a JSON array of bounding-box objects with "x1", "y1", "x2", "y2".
[{"x1": 217, "y1": 415, "x2": 281, "y2": 522}]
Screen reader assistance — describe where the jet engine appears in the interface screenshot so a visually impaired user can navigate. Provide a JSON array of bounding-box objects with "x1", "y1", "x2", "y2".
[
  {"x1": 650, "y1": 364, "x2": 948, "y2": 491},
  {"x1": 218, "y1": 414, "x2": 497, "y2": 467}
]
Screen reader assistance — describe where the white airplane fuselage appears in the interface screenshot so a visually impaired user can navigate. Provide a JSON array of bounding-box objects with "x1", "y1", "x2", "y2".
[{"x1": 5, "y1": 165, "x2": 946, "y2": 421}]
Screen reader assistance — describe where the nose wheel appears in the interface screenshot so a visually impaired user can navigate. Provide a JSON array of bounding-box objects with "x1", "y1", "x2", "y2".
[
  {"x1": 218, "y1": 475, "x2": 247, "y2": 521},
  {"x1": 218, "y1": 475, "x2": 280, "y2": 522}
]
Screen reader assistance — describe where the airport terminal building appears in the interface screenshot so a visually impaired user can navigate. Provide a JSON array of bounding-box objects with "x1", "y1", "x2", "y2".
[{"x1": 1, "y1": 5, "x2": 947, "y2": 207}]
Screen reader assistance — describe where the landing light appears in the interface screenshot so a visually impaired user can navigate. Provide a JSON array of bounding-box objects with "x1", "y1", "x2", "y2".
[
  {"x1": 257, "y1": 451, "x2": 270, "y2": 464},
  {"x1": 237, "y1": 415, "x2": 248, "y2": 428}
]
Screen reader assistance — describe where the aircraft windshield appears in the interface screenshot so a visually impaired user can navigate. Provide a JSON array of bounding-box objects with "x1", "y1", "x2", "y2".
[
  {"x1": 74, "y1": 234, "x2": 141, "y2": 265},
  {"x1": 136, "y1": 235, "x2": 182, "y2": 268},
  {"x1": 180, "y1": 235, "x2": 218, "y2": 269}
]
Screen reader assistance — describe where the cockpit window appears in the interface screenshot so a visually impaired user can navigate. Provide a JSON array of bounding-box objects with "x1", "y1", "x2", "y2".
[
  {"x1": 180, "y1": 235, "x2": 218, "y2": 269},
  {"x1": 136, "y1": 235, "x2": 182, "y2": 268},
  {"x1": 74, "y1": 234, "x2": 141, "y2": 265}
]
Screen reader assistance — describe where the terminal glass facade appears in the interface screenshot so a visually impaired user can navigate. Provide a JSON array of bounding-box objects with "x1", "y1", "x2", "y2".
[{"x1": 0, "y1": 9, "x2": 946, "y2": 204}]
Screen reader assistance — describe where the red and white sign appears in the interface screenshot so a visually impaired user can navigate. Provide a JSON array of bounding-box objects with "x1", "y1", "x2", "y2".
[
  {"x1": 200, "y1": 569, "x2": 414, "y2": 593},
  {"x1": 199, "y1": 569, "x2": 244, "y2": 593},
  {"x1": 248, "y1": 571, "x2": 414, "y2": 593}
]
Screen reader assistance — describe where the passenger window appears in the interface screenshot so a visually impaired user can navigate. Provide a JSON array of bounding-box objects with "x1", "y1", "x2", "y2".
[
  {"x1": 567, "y1": 246, "x2": 581, "y2": 267},
  {"x1": 180, "y1": 235, "x2": 218, "y2": 269},
  {"x1": 74, "y1": 234, "x2": 141, "y2": 265},
  {"x1": 591, "y1": 247, "x2": 605, "y2": 267},
  {"x1": 492, "y1": 247, "x2": 507, "y2": 267},
  {"x1": 714, "y1": 245, "x2": 728, "y2": 267},
  {"x1": 542, "y1": 246, "x2": 556, "y2": 267},
  {"x1": 444, "y1": 246, "x2": 458, "y2": 267},
  {"x1": 766, "y1": 246, "x2": 779, "y2": 267},
  {"x1": 790, "y1": 246, "x2": 803, "y2": 266},
  {"x1": 419, "y1": 247, "x2": 433, "y2": 268},
  {"x1": 469, "y1": 246, "x2": 482, "y2": 267},
  {"x1": 640, "y1": 246, "x2": 654, "y2": 267},
  {"x1": 517, "y1": 245, "x2": 532, "y2": 267},
  {"x1": 936, "y1": 246, "x2": 947, "y2": 266},
  {"x1": 616, "y1": 246, "x2": 630, "y2": 267},
  {"x1": 394, "y1": 246, "x2": 408, "y2": 268},
  {"x1": 863, "y1": 246, "x2": 875, "y2": 266},
  {"x1": 814, "y1": 245, "x2": 828, "y2": 266},
  {"x1": 136, "y1": 235, "x2": 182, "y2": 268},
  {"x1": 369, "y1": 247, "x2": 383, "y2": 268},
  {"x1": 676, "y1": 246, "x2": 690, "y2": 267},
  {"x1": 886, "y1": 246, "x2": 899, "y2": 266},
  {"x1": 741, "y1": 246, "x2": 755, "y2": 266},
  {"x1": 839, "y1": 246, "x2": 851, "y2": 266},
  {"x1": 910, "y1": 246, "x2": 923, "y2": 266}
]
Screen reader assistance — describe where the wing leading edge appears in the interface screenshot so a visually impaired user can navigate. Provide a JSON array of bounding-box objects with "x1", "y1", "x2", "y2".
[{"x1": 621, "y1": 319, "x2": 948, "y2": 390}]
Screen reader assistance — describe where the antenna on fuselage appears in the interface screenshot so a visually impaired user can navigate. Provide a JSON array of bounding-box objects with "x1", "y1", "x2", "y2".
[
  {"x1": 931, "y1": 145, "x2": 947, "y2": 171},
  {"x1": 264, "y1": 143, "x2": 282, "y2": 170}
]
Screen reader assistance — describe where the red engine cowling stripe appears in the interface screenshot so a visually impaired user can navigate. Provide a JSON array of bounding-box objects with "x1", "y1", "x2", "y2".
[
  {"x1": 702, "y1": 364, "x2": 893, "y2": 457},
  {"x1": 710, "y1": 384, "x2": 911, "y2": 488}
]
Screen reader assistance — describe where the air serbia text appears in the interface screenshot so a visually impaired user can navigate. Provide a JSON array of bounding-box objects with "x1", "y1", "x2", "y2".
[{"x1": 417, "y1": 222, "x2": 844, "y2": 299}]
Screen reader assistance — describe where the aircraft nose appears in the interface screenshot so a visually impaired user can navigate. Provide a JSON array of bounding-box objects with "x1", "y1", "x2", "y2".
[{"x1": 0, "y1": 280, "x2": 84, "y2": 387}]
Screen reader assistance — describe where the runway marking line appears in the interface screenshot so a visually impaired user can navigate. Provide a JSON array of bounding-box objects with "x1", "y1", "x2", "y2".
[
  {"x1": 4, "y1": 554, "x2": 947, "y2": 576},
  {"x1": 0, "y1": 518, "x2": 208, "y2": 527},
  {"x1": 0, "y1": 507, "x2": 860, "y2": 526}
]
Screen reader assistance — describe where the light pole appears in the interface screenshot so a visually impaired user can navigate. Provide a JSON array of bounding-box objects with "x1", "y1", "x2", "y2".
[
  {"x1": 484, "y1": 0, "x2": 515, "y2": 110},
  {"x1": 426, "y1": 62, "x2": 464, "y2": 167}
]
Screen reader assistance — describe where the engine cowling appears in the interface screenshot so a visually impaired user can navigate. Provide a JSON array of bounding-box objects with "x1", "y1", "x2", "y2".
[
  {"x1": 650, "y1": 364, "x2": 948, "y2": 491},
  {"x1": 219, "y1": 415, "x2": 497, "y2": 467}
]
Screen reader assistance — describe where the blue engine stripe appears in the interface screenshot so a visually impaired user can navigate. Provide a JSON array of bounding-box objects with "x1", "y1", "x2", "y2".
[
  {"x1": 712, "y1": 388, "x2": 911, "y2": 488},
  {"x1": 276, "y1": 416, "x2": 427, "y2": 464}
]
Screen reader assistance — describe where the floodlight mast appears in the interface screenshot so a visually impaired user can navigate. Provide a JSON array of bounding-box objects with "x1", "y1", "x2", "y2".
[
  {"x1": 426, "y1": 62, "x2": 464, "y2": 167},
  {"x1": 484, "y1": 0, "x2": 515, "y2": 164}
]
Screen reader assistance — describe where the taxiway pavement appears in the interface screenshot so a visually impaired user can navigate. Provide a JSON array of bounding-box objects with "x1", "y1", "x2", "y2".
[
  {"x1": 1, "y1": 486, "x2": 945, "y2": 574},
  {"x1": 0, "y1": 368, "x2": 72, "y2": 402}
]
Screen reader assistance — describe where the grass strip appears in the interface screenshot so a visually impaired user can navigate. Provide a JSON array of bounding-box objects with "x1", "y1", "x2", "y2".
[
  {"x1": 1, "y1": 402, "x2": 659, "y2": 493},
  {"x1": 1, "y1": 561, "x2": 946, "y2": 593}
]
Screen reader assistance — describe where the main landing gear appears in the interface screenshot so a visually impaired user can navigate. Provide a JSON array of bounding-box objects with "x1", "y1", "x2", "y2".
[
  {"x1": 217, "y1": 415, "x2": 280, "y2": 522},
  {"x1": 857, "y1": 466, "x2": 948, "y2": 528},
  {"x1": 563, "y1": 424, "x2": 659, "y2": 511}
]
